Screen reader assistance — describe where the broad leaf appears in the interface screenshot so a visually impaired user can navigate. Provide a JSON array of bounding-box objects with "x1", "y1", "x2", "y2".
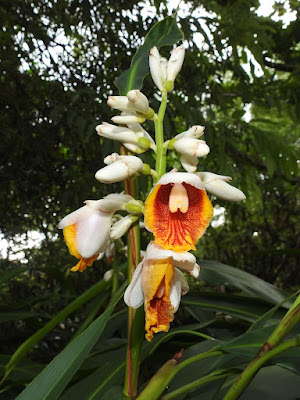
[{"x1": 114, "y1": 16, "x2": 183, "y2": 94}]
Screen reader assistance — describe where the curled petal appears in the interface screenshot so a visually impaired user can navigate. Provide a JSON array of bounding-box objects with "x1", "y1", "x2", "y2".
[
  {"x1": 58, "y1": 205, "x2": 93, "y2": 229},
  {"x1": 124, "y1": 261, "x2": 144, "y2": 309},
  {"x1": 85, "y1": 193, "x2": 133, "y2": 213},
  {"x1": 175, "y1": 125, "x2": 205, "y2": 140},
  {"x1": 127, "y1": 90, "x2": 150, "y2": 115},
  {"x1": 180, "y1": 154, "x2": 199, "y2": 173},
  {"x1": 198, "y1": 172, "x2": 246, "y2": 202}
]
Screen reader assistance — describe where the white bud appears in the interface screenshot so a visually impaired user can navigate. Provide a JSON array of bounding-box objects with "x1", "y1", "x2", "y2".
[
  {"x1": 127, "y1": 90, "x2": 150, "y2": 115},
  {"x1": 95, "y1": 155, "x2": 144, "y2": 183},
  {"x1": 174, "y1": 138, "x2": 210, "y2": 158},
  {"x1": 111, "y1": 115, "x2": 145, "y2": 124},
  {"x1": 96, "y1": 123, "x2": 139, "y2": 145},
  {"x1": 107, "y1": 96, "x2": 131, "y2": 112},
  {"x1": 160, "y1": 57, "x2": 168, "y2": 81},
  {"x1": 110, "y1": 215, "x2": 138, "y2": 240},
  {"x1": 149, "y1": 46, "x2": 165, "y2": 91},
  {"x1": 175, "y1": 125, "x2": 205, "y2": 140},
  {"x1": 103, "y1": 269, "x2": 113, "y2": 281},
  {"x1": 85, "y1": 193, "x2": 133, "y2": 213},
  {"x1": 167, "y1": 45, "x2": 185, "y2": 82},
  {"x1": 198, "y1": 172, "x2": 246, "y2": 202},
  {"x1": 180, "y1": 154, "x2": 199, "y2": 173},
  {"x1": 105, "y1": 242, "x2": 115, "y2": 259}
]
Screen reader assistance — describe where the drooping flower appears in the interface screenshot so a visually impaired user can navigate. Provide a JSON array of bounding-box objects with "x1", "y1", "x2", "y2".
[
  {"x1": 58, "y1": 193, "x2": 133, "y2": 272},
  {"x1": 144, "y1": 171, "x2": 213, "y2": 252},
  {"x1": 198, "y1": 172, "x2": 246, "y2": 202},
  {"x1": 124, "y1": 242, "x2": 196, "y2": 341}
]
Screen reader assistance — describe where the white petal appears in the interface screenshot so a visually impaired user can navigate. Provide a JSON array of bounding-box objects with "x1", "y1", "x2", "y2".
[
  {"x1": 107, "y1": 96, "x2": 132, "y2": 112},
  {"x1": 175, "y1": 125, "x2": 205, "y2": 140},
  {"x1": 180, "y1": 154, "x2": 198, "y2": 173},
  {"x1": 85, "y1": 193, "x2": 133, "y2": 213},
  {"x1": 149, "y1": 46, "x2": 165, "y2": 91},
  {"x1": 111, "y1": 115, "x2": 144, "y2": 124},
  {"x1": 110, "y1": 215, "x2": 137, "y2": 240},
  {"x1": 124, "y1": 261, "x2": 144, "y2": 308},
  {"x1": 204, "y1": 180, "x2": 246, "y2": 202},
  {"x1": 198, "y1": 172, "x2": 232, "y2": 184},
  {"x1": 96, "y1": 123, "x2": 138, "y2": 144},
  {"x1": 167, "y1": 45, "x2": 185, "y2": 82},
  {"x1": 174, "y1": 268, "x2": 189, "y2": 295},
  {"x1": 58, "y1": 205, "x2": 94, "y2": 229},
  {"x1": 95, "y1": 161, "x2": 130, "y2": 183},
  {"x1": 127, "y1": 90, "x2": 150, "y2": 114},
  {"x1": 174, "y1": 138, "x2": 210, "y2": 158},
  {"x1": 156, "y1": 171, "x2": 204, "y2": 190},
  {"x1": 170, "y1": 276, "x2": 181, "y2": 313},
  {"x1": 76, "y1": 210, "x2": 112, "y2": 258}
]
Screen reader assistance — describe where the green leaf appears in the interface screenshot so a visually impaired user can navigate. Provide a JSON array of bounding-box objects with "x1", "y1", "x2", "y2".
[
  {"x1": 182, "y1": 292, "x2": 283, "y2": 323},
  {"x1": 199, "y1": 261, "x2": 291, "y2": 306},
  {"x1": 3, "y1": 278, "x2": 110, "y2": 383},
  {"x1": 15, "y1": 296, "x2": 120, "y2": 400},
  {"x1": 114, "y1": 16, "x2": 183, "y2": 95}
]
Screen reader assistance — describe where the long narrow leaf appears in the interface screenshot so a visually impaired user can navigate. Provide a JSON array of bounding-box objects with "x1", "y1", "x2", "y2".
[{"x1": 15, "y1": 294, "x2": 121, "y2": 400}]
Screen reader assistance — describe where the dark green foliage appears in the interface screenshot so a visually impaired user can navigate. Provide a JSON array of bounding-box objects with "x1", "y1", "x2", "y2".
[{"x1": 0, "y1": 0, "x2": 299, "y2": 398}]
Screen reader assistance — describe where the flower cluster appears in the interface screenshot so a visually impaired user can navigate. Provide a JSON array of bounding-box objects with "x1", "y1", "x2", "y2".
[{"x1": 59, "y1": 45, "x2": 246, "y2": 341}]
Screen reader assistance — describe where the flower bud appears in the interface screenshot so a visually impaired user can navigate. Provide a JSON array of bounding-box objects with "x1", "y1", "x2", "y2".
[
  {"x1": 95, "y1": 155, "x2": 144, "y2": 183},
  {"x1": 167, "y1": 45, "x2": 185, "y2": 82},
  {"x1": 110, "y1": 215, "x2": 138, "y2": 240},
  {"x1": 96, "y1": 123, "x2": 138, "y2": 144},
  {"x1": 127, "y1": 90, "x2": 150, "y2": 115},
  {"x1": 175, "y1": 125, "x2": 205, "y2": 140},
  {"x1": 124, "y1": 200, "x2": 144, "y2": 214},
  {"x1": 107, "y1": 96, "x2": 130, "y2": 112},
  {"x1": 149, "y1": 46, "x2": 165, "y2": 91},
  {"x1": 104, "y1": 269, "x2": 113, "y2": 281},
  {"x1": 198, "y1": 172, "x2": 246, "y2": 202},
  {"x1": 174, "y1": 138, "x2": 210, "y2": 158},
  {"x1": 111, "y1": 115, "x2": 145, "y2": 124}
]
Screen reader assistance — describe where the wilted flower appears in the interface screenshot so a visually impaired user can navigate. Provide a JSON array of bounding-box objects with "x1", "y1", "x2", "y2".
[
  {"x1": 58, "y1": 194, "x2": 133, "y2": 272},
  {"x1": 198, "y1": 172, "x2": 246, "y2": 202},
  {"x1": 144, "y1": 171, "x2": 213, "y2": 252},
  {"x1": 124, "y1": 242, "x2": 196, "y2": 341}
]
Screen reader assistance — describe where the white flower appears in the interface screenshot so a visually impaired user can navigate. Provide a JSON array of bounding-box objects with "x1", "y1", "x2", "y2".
[
  {"x1": 174, "y1": 125, "x2": 205, "y2": 140},
  {"x1": 111, "y1": 115, "x2": 145, "y2": 125},
  {"x1": 95, "y1": 154, "x2": 144, "y2": 183},
  {"x1": 58, "y1": 193, "x2": 134, "y2": 272},
  {"x1": 174, "y1": 138, "x2": 210, "y2": 158},
  {"x1": 198, "y1": 172, "x2": 246, "y2": 202},
  {"x1": 167, "y1": 45, "x2": 185, "y2": 83}
]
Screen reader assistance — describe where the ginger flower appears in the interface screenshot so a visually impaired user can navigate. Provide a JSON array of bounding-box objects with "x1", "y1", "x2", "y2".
[
  {"x1": 58, "y1": 193, "x2": 133, "y2": 272},
  {"x1": 144, "y1": 171, "x2": 213, "y2": 252},
  {"x1": 124, "y1": 242, "x2": 197, "y2": 341}
]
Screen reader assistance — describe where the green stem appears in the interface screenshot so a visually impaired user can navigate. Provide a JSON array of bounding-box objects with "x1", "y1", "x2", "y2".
[
  {"x1": 223, "y1": 337, "x2": 300, "y2": 400},
  {"x1": 154, "y1": 91, "x2": 168, "y2": 182},
  {"x1": 162, "y1": 371, "x2": 234, "y2": 400},
  {"x1": 136, "y1": 350, "x2": 223, "y2": 400}
]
